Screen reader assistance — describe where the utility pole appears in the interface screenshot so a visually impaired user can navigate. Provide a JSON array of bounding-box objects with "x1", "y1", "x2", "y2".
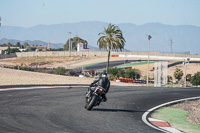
[
  {"x1": 183, "y1": 58, "x2": 190, "y2": 87},
  {"x1": 147, "y1": 35, "x2": 152, "y2": 87},
  {"x1": 170, "y1": 38, "x2": 174, "y2": 53},
  {"x1": 68, "y1": 32, "x2": 71, "y2": 56}
]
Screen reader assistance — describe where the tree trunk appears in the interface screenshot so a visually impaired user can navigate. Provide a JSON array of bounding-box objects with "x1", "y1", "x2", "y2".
[{"x1": 106, "y1": 48, "x2": 111, "y2": 73}]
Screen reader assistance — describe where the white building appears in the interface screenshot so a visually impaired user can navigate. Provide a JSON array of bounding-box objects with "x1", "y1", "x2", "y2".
[{"x1": 77, "y1": 43, "x2": 93, "y2": 52}]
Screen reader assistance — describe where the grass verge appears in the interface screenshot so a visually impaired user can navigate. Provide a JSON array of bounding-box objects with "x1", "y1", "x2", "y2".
[
  {"x1": 74, "y1": 62, "x2": 101, "y2": 69},
  {"x1": 151, "y1": 107, "x2": 200, "y2": 133},
  {"x1": 115, "y1": 61, "x2": 155, "y2": 68}
]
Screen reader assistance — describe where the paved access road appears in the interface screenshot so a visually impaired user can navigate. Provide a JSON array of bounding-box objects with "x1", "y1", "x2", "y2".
[
  {"x1": 0, "y1": 86, "x2": 200, "y2": 133},
  {"x1": 84, "y1": 60, "x2": 143, "y2": 70}
]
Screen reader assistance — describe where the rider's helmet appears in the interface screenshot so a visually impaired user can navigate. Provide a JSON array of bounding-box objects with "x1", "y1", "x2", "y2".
[{"x1": 102, "y1": 73, "x2": 108, "y2": 78}]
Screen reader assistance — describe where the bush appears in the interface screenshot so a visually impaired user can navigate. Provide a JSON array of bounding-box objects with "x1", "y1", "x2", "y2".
[
  {"x1": 13, "y1": 65, "x2": 20, "y2": 70},
  {"x1": 167, "y1": 75, "x2": 172, "y2": 83},
  {"x1": 104, "y1": 67, "x2": 140, "y2": 80},
  {"x1": 143, "y1": 76, "x2": 147, "y2": 80},
  {"x1": 186, "y1": 74, "x2": 192, "y2": 81},
  {"x1": 190, "y1": 72, "x2": 200, "y2": 86},
  {"x1": 108, "y1": 67, "x2": 119, "y2": 76},
  {"x1": 173, "y1": 68, "x2": 183, "y2": 81},
  {"x1": 124, "y1": 68, "x2": 140, "y2": 79},
  {"x1": 108, "y1": 73, "x2": 115, "y2": 81},
  {"x1": 54, "y1": 67, "x2": 66, "y2": 75},
  {"x1": 117, "y1": 69, "x2": 125, "y2": 78},
  {"x1": 13, "y1": 65, "x2": 34, "y2": 71}
]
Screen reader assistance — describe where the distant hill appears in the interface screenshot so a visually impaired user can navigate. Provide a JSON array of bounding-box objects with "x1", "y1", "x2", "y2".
[
  {"x1": 0, "y1": 38, "x2": 103, "y2": 51},
  {"x1": 0, "y1": 38, "x2": 64, "y2": 49},
  {"x1": 0, "y1": 21, "x2": 200, "y2": 54}
]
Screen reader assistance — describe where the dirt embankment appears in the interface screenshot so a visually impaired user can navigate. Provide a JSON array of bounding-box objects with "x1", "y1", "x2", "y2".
[
  {"x1": 172, "y1": 99, "x2": 200, "y2": 126},
  {"x1": 0, "y1": 67, "x2": 137, "y2": 86}
]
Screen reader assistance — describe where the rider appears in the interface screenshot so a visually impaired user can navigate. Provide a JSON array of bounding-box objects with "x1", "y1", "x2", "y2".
[{"x1": 90, "y1": 73, "x2": 110, "y2": 102}]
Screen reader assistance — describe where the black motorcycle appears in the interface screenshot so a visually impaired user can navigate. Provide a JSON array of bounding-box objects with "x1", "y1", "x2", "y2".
[{"x1": 85, "y1": 85, "x2": 106, "y2": 110}]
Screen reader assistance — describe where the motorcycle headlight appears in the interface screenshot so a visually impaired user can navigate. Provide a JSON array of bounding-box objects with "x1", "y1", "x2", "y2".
[{"x1": 90, "y1": 87, "x2": 96, "y2": 91}]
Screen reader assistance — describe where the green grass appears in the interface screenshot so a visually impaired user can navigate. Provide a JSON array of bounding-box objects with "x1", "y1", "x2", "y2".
[
  {"x1": 151, "y1": 107, "x2": 200, "y2": 133},
  {"x1": 115, "y1": 60, "x2": 177, "y2": 68},
  {"x1": 74, "y1": 60, "x2": 178, "y2": 69},
  {"x1": 116, "y1": 61, "x2": 155, "y2": 68}
]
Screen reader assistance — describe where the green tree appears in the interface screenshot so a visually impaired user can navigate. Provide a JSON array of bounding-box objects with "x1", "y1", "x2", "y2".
[
  {"x1": 124, "y1": 68, "x2": 140, "y2": 79},
  {"x1": 108, "y1": 67, "x2": 119, "y2": 76},
  {"x1": 0, "y1": 43, "x2": 7, "y2": 47},
  {"x1": 24, "y1": 42, "x2": 29, "y2": 48},
  {"x1": 190, "y1": 72, "x2": 200, "y2": 86},
  {"x1": 27, "y1": 47, "x2": 36, "y2": 51},
  {"x1": 97, "y1": 23, "x2": 125, "y2": 73},
  {"x1": 64, "y1": 37, "x2": 88, "y2": 51},
  {"x1": 173, "y1": 68, "x2": 183, "y2": 81},
  {"x1": 117, "y1": 69, "x2": 125, "y2": 77},
  {"x1": 167, "y1": 75, "x2": 173, "y2": 83},
  {"x1": 7, "y1": 46, "x2": 11, "y2": 54},
  {"x1": 10, "y1": 48, "x2": 20, "y2": 53},
  {"x1": 16, "y1": 42, "x2": 21, "y2": 48},
  {"x1": 186, "y1": 74, "x2": 192, "y2": 81},
  {"x1": 54, "y1": 67, "x2": 66, "y2": 75},
  {"x1": 108, "y1": 73, "x2": 115, "y2": 81},
  {"x1": 7, "y1": 43, "x2": 13, "y2": 47}
]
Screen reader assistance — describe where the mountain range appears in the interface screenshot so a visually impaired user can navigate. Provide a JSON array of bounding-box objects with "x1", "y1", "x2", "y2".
[
  {"x1": 0, "y1": 38, "x2": 101, "y2": 51},
  {"x1": 0, "y1": 21, "x2": 200, "y2": 54}
]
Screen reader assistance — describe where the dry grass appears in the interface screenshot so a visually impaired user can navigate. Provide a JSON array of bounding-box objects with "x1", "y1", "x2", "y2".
[{"x1": 1, "y1": 56, "x2": 200, "y2": 81}]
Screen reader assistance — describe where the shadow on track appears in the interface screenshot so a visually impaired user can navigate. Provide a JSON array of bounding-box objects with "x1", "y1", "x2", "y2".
[{"x1": 92, "y1": 108, "x2": 146, "y2": 113}]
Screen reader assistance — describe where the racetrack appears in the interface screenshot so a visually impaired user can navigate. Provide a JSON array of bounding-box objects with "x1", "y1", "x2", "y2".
[{"x1": 0, "y1": 86, "x2": 200, "y2": 133}]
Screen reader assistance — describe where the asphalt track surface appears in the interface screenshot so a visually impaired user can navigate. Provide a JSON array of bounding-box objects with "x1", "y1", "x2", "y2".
[
  {"x1": 84, "y1": 60, "x2": 144, "y2": 70},
  {"x1": 83, "y1": 60, "x2": 200, "y2": 70},
  {"x1": 0, "y1": 85, "x2": 200, "y2": 133}
]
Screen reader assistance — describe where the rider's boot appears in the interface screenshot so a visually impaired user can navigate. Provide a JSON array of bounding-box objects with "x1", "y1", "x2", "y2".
[{"x1": 102, "y1": 94, "x2": 107, "y2": 102}]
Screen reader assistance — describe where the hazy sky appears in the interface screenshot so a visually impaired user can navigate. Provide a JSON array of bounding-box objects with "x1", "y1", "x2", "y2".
[{"x1": 0, "y1": 0, "x2": 200, "y2": 27}]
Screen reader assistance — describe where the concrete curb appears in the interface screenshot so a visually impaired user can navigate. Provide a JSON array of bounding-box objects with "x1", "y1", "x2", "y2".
[{"x1": 142, "y1": 96, "x2": 200, "y2": 133}]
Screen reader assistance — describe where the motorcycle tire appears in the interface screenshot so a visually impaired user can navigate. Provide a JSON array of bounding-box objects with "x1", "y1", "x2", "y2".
[{"x1": 85, "y1": 95, "x2": 97, "y2": 110}]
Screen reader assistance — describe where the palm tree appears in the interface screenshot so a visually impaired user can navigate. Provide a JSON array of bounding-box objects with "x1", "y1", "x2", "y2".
[{"x1": 97, "y1": 23, "x2": 125, "y2": 73}]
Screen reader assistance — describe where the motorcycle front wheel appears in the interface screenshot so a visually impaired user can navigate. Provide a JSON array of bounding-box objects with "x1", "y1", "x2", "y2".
[{"x1": 85, "y1": 95, "x2": 97, "y2": 110}]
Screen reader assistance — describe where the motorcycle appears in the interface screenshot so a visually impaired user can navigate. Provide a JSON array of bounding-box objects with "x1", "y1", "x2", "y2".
[{"x1": 85, "y1": 85, "x2": 106, "y2": 110}]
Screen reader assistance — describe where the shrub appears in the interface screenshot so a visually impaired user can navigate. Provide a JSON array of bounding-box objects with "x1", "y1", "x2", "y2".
[
  {"x1": 173, "y1": 68, "x2": 183, "y2": 81},
  {"x1": 117, "y1": 69, "x2": 125, "y2": 77},
  {"x1": 108, "y1": 67, "x2": 119, "y2": 76},
  {"x1": 54, "y1": 67, "x2": 66, "y2": 75},
  {"x1": 186, "y1": 74, "x2": 192, "y2": 81},
  {"x1": 190, "y1": 72, "x2": 200, "y2": 86},
  {"x1": 104, "y1": 67, "x2": 141, "y2": 79},
  {"x1": 124, "y1": 68, "x2": 140, "y2": 79},
  {"x1": 108, "y1": 73, "x2": 115, "y2": 81},
  {"x1": 13, "y1": 65, "x2": 20, "y2": 70},
  {"x1": 167, "y1": 75, "x2": 172, "y2": 83},
  {"x1": 143, "y1": 76, "x2": 147, "y2": 80}
]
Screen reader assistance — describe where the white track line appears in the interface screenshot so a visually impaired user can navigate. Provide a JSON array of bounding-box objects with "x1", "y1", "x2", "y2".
[{"x1": 142, "y1": 96, "x2": 200, "y2": 133}]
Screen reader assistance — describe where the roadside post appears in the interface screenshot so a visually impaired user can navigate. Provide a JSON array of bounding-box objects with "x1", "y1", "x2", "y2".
[
  {"x1": 147, "y1": 35, "x2": 152, "y2": 87},
  {"x1": 183, "y1": 58, "x2": 190, "y2": 87}
]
